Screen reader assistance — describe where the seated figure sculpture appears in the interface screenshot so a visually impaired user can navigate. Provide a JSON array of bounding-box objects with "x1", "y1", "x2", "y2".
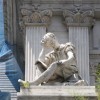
[{"x1": 18, "y1": 32, "x2": 86, "y2": 87}]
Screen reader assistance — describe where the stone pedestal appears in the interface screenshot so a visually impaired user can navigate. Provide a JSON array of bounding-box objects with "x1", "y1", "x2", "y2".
[{"x1": 17, "y1": 86, "x2": 97, "y2": 100}]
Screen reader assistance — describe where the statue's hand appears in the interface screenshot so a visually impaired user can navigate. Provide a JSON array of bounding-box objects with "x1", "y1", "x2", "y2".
[
  {"x1": 50, "y1": 61, "x2": 62, "y2": 67},
  {"x1": 57, "y1": 61, "x2": 62, "y2": 65}
]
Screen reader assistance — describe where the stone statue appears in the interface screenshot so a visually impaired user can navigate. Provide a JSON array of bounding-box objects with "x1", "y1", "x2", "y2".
[{"x1": 18, "y1": 32, "x2": 87, "y2": 87}]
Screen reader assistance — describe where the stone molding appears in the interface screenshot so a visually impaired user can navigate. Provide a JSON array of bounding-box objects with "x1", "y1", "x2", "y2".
[
  {"x1": 63, "y1": 9, "x2": 94, "y2": 27},
  {"x1": 90, "y1": 54, "x2": 100, "y2": 59},
  {"x1": 90, "y1": 62, "x2": 98, "y2": 76},
  {"x1": 20, "y1": 9, "x2": 52, "y2": 24}
]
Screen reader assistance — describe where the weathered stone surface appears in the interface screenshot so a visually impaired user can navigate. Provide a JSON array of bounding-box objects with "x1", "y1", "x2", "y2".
[
  {"x1": 63, "y1": 9, "x2": 94, "y2": 27},
  {"x1": 17, "y1": 86, "x2": 97, "y2": 100}
]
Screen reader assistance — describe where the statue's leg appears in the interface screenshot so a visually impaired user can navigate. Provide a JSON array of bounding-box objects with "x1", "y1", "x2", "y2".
[
  {"x1": 74, "y1": 74, "x2": 88, "y2": 86},
  {"x1": 68, "y1": 73, "x2": 88, "y2": 86},
  {"x1": 67, "y1": 73, "x2": 81, "y2": 82},
  {"x1": 30, "y1": 63, "x2": 58, "y2": 85}
]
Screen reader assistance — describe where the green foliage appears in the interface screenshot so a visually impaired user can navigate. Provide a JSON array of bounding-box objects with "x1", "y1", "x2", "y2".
[
  {"x1": 96, "y1": 63, "x2": 100, "y2": 89},
  {"x1": 74, "y1": 96, "x2": 88, "y2": 100},
  {"x1": 96, "y1": 63, "x2": 100, "y2": 81},
  {"x1": 64, "y1": 63, "x2": 100, "y2": 100},
  {"x1": 95, "y1": 63, "x2": 100, "y2": 100}
]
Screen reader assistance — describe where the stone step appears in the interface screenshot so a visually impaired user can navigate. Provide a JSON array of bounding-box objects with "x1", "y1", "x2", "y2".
[
  {"x1": 0, "y1": 84, "x2": 17, "y2": 88},
  {"x1": 0, "y1": 82, "x2": 18, "y2": 85},
  {"x1": 0, "y1": 70, "x2": 17, "y2": 73},
  {"x1": 0, "y1": 75, "x2": 16, "y2": 78},
  {"x1": 0, "y1": 63, "x2": 7, "y2": 66},
  {"x1": 0, "y1": 76, "x2": 18, "y2": 80},
  {"x1": 0, "y1": 91, "x2": 17, "y2": 99},
  {"x1": 0, "y1": 51, "x2": 22, "y2": 100},
  {"x1": 0, "y1": 90, "x2": 17, "y2": 96},
  {"x1": 0, "y1": 66, "x2": 15, "y2": 70},
  {"x1": 0, "y1": 82, "x2": 18, "y2": 86},
  {"x1": 1, "y1": 90, "x2": 17, "y2": 94},
  {"x1": 0, "y1": 89, "x2": 16, "y2": 92},
  {"x1": 0, "y1": 75, "x2": 17, "y2": 78},
  {"x1": 0, "y1": 84, "x2": 16, "y2": 90},
  {"x1": 0, "y1": 81, "x2": 17, "y2": 84},
  {"x1": 0, "y1": 83, "x2": 18, "y2": 92},
  {"x1": 0, "y1": 74, "x2": 7, "y2": 76},
  {"x1": 0, "y1": 79, "x2": 19, "y2": 83},
  {"x1": 0, "y1": 85, "x2": 13, "y2": 87},
  {"x1": 0, "y1": 67, "x2": 7, "y2": 70},
  {"x1": 0, "y1": 78, "x2": 16, "y2": 81},
  {"x1": 1, "y1": 91, "x2": 17, "y2": 96},
  {"x1": 1, "y1": 90, "x2": 17, "y2": 93}
]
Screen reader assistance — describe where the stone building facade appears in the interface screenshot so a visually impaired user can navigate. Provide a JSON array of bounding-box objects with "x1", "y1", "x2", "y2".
[{"x1": 3, "y1": 0, "x2": 100, "y2": 85}]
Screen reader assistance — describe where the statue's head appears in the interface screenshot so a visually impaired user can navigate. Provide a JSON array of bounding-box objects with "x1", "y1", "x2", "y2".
[{"x1": 41, "y1": 32, "x2": 57, "y2": 48}]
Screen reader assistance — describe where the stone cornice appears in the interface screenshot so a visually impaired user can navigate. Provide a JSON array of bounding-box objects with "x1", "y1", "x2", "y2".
[
  {"x1": 63, "y1": 9, "x2": 95, "y2": 27},
  {"x1": 90, "y1": 54, "x2": 100, "y2": 59},
  {"x1": 21, "y1": 0, "x2": 100, "y2": 4}
]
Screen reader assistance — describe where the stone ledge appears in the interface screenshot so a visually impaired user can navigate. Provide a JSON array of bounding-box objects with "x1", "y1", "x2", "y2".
[{"x1": 17, "y1": 86, "x2": 97, "y2": 100}]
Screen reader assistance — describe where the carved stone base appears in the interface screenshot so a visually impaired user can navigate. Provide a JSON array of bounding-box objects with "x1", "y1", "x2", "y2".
[{"x1": 17, "y1": 86, "x2": 97, "y2": 100}]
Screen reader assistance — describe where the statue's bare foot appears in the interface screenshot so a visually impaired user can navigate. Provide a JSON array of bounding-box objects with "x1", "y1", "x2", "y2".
[
  {"x1": 74, "y1": 80, "x2": 87, "y2": 86},
  {"x1": 18, "y1": 79, "x2": 30, "y2": 88}
]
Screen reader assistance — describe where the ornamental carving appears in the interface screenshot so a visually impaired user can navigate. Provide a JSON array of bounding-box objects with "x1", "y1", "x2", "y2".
[
  {"x1": 90, "y1": 62, "x2": 98, "y2": 76},
  {"x1": 63, "y1": 9, "x2": 94, "y2": 26},
  {"x1": 20, "y1": 9, "x2": 52, "y2": 23}
]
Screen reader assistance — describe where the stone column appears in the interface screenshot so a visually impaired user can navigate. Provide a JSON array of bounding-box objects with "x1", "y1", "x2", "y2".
[
  {"x1": 63, "y1": 10, "x2": 94, "y2": 84},
  {"x1": 20, "y1": 9, "x2": 52, "y2": 81}
]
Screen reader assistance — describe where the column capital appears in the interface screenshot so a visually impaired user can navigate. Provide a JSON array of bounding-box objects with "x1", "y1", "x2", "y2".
[
  {"x1": 20, "y1": 9, "x2": 52, "y2": 25},
  {"x1": 63, "y1": 9, "x2": 95, "y2": 27}
]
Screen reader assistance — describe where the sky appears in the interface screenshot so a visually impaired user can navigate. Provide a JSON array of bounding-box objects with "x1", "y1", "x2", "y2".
[{"x1": 0, "y1": 0, "x2": 4, "y2": 40}]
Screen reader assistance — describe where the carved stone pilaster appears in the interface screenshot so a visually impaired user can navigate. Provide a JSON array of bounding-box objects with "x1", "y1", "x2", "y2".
[
  {"x1": 63, "y1": 9, "x2": 95, "y2": 84},
  {"x1": 20, "y1": 9, "x2": 52, "y2": 24},
  {"x1": 19, "y1": 9, "x2": 52, "y2": 32},
  {"x1": 63, "y1": 9, "x2": 94, "y2": 27},
  {"x1": 19, "y1": 7, "x2": 52, "y2": 81}
]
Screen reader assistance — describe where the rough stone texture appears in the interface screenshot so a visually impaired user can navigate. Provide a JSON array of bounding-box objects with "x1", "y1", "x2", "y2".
[{"x1": 17, "y1": 86, "x2": 97, "y2": 100}]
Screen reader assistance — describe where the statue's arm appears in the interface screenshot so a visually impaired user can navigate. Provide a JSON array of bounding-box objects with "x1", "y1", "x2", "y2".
[
  {"x1": 38, "y1": 48, "x2": 45, "y2": 61},
  {"x1": 35, "y1": 60, "x2": 47, "y2": 69},
  {"x1": 57, "y1": 43, "x2": 76, "y2": 66},
  {"x1": 58, "y1": 50, "x2": 75, "y2": 64}
]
